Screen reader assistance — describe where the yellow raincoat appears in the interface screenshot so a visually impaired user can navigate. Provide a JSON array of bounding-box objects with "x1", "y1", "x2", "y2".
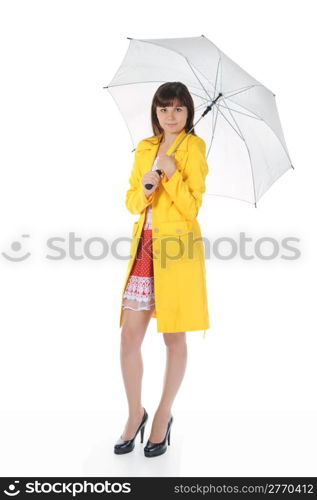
[{"x1": 119, "y1": 128, "x2": 210, "y2": 336}]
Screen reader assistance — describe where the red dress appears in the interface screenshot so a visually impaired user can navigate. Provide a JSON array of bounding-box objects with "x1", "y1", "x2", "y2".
[{"x1": 122, "y1": 157, "x2": 159, "y2": 311}]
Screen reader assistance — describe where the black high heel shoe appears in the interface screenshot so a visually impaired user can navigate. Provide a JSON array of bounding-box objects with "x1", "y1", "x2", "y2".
[
  {"x1": 144, "y1": 415, "x2": 173, "y2": 458},
  {"x1": 114, "y1": 408, "x2": 148, "y2": 454}
]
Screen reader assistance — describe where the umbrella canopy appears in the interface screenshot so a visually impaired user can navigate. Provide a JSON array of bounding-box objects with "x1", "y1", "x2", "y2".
[{"x1": 105, "y1": 35, "x2": 293, "y2": 206}]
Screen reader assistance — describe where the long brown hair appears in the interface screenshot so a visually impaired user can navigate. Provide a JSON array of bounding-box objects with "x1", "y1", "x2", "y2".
[{"x1": 151, "y1": 82, "x2": 196, "y2": 140}]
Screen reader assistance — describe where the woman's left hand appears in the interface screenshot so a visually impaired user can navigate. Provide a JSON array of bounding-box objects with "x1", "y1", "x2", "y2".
[{"x1": 157, "y1": 154, "x2": 176, "y2": 180}]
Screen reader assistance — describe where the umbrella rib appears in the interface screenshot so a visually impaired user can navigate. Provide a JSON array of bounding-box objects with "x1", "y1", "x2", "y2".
[
  {"x1": 195, "y1": 102, "x2": 209, "y2": 112},
  {"x1": 200, "y1": 37, "x2": 223, "y2": 94},
  {"x1": 223, "y1": 84, "x2": 263, "y2": 100},
  {"x1": 220, "y1": 98, "x2": 257, "y2": 205},
  {"x1": 191, "y1": 92, "x2": 209, "y2": 103},
  {"x1": 225, "y1": 95, "x2": 293, "y2": 166},
  {"x1": 214, "y1": 105, "x2": 244, "y2": 141},
  {"x1": 217, "y1": 103, "x2": 262, "y2": 120},
  {"x1": 188, "y1": 52, "x2": 223, "y2": 102},
  {"x1": 184, "y1": 57, "x2": 214, "y2": 102},
  {"x1": 212, "y1": 55, "x2": 222, "y2": 100},
  {"x1": 131, "y1": 38, "x2": 219, "y2": 100},
  {"x1": 225, "y1": 93, "x2": 264, "y2": 120},
  {"x1": 208, "y1": 103, "x2": 257, "y2": 204},
  {"x1": 202, "y1": 32, "x2": 275, "y2": 97},
  {"x1": 186, "y1": 54, "x2": 223, "y2": 103}
]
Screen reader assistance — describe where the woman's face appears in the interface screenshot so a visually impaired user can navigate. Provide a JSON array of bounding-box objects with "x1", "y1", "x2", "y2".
[{"x1": 156, "y1": 100, "x2": 188, "y2": 136}]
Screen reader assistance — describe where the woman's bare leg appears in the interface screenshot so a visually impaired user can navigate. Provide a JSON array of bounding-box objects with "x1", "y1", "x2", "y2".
[
  {"x1": 119, "y1": 306, "x2": 154, "y2": 440},
  {"x1": 148, "y1": 332, "x2": 187, "y2": 442}
]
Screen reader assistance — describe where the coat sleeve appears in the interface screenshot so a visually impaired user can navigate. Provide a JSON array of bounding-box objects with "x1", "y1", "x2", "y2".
[
  {"x1": 161, "y1": 137, "x2": 209, "y2": 220},
  {"x1": 125, "y1": 143, "x2": 155, "y2": 214}
]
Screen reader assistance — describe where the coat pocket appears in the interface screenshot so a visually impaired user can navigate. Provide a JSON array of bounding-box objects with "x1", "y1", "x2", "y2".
[{"x1": 157, "y1": 220, "x2": 199, "y2": 263}]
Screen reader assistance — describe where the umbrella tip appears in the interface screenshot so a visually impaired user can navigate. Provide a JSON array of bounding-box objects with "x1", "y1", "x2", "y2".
[
  {"x1": 254, "y1": 202, "x2": 257, "y2": 208},
  {"x1": 201, "y1": 34, "x2": 205, "y2": 37},
  {"x1": 127, "y1": 37, "x2": 133, "y2": 40},
  {"x1": 291, "y1": 164, "x2": 295, "y2": 169}
]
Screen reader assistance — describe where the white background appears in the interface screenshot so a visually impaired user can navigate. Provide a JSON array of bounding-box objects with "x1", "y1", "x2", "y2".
[{"x1": 0, "y1": 0, "x2": 316, "y2": 477}]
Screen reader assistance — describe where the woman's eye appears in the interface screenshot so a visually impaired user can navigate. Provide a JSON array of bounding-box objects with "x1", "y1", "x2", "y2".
[{"x1": 159, "y1": 108, "x2": 182, "y2": 111}]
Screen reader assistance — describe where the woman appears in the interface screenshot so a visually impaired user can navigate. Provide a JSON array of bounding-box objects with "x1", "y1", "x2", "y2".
[{"x1": 114, "y1": 82, "x2": 210, "y2": 458}]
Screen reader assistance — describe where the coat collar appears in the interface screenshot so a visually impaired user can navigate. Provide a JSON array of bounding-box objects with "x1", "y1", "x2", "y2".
[{"x1": 138, "y1": 128, "x2": 190, "y2": 155}]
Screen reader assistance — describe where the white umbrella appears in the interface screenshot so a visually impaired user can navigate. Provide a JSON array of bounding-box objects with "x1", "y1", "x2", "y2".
[{"x1": 105, "y1": 35, "x2": 294, "y2": 207}]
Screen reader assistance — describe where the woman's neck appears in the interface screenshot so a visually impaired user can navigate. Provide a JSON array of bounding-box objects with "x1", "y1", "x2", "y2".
[{"x1": 160, "y1": 130, "x2": 180, "y2": 148}]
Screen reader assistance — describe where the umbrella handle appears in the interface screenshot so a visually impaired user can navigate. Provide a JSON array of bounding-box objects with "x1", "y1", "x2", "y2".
[{"x1": 145, "y1": 169, "x2": 162, "y2": 190}]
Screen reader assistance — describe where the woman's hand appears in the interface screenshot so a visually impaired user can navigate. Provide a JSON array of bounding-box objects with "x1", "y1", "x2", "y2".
[
  {"x1": 142, "y1": 170, "x2": 162, "y2": 197},
  {"x1": 157, "y1": 154, "x2": 176, "y2": 180}
]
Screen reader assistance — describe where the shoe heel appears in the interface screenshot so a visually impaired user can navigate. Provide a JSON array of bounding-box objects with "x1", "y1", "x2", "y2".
[
  {"x1": 114, "y1": 408, "x2": 148, "y2": 454},
  {"x1": 140, "y1": 424, "x2": 145, "y2": 443},
  {"x1": 167, "y1": 429, "x2": 171, "y2": 445}
]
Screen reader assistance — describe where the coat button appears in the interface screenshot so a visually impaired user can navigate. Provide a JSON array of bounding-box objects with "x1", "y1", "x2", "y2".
[
  {"x1": 154, "y1": 249, "x2": 160, "y2": 254},
  {"x1": 153, "y1": 227, "x2": 159, "y2": 233},
  {"x1": 175, "y1": 228, "x2": 182, "y2": 233}
]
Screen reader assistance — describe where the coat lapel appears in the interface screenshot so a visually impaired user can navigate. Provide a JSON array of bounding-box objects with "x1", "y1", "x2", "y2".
[{"x1": 138, "y1": 128, "x2": 190, "y2": 173}]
